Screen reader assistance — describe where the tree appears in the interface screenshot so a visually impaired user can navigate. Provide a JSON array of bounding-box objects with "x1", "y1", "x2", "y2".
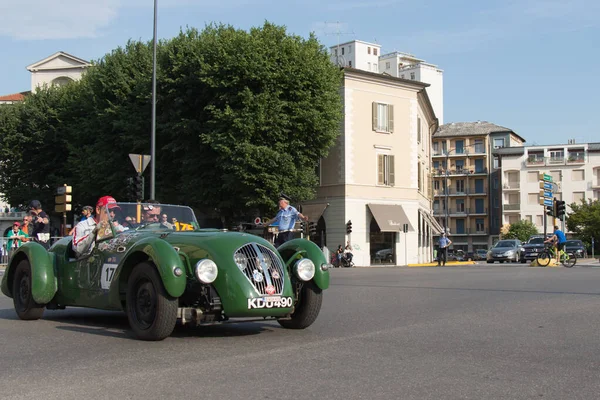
[
  {"x1": 566, "y1": 199, "x2": 600, "y2": 254},
  {"x1": 503, "y1": 220, "x2": 539, "y2": 242}
]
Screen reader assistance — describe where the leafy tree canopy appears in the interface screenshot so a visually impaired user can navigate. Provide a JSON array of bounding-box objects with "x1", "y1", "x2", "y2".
[
  {"x1": 566, "y1": 199, "x2": 600, "y2": 253},
  {"x1": 503, "y1": 220, "x2": 539, "y2": 242}
]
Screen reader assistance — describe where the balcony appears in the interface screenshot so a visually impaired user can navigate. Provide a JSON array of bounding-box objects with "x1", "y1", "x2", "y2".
[
  {"x1": 432, "y1": 168, "x2": 488, "y2": 177},
  {"x1": 0, "y1": 211, "x2": 26, "y2": 221},
  {"x1": 468, "y1": 207, "x2": 488, "y2": 215},
  {"x1": 504, "y1": 203, "x2": 520, "y2": 211},
  {"x1": 525, "y1": 156, "x2": 545, "y2": 167},
  {"x1": 547, "y1": 157, "x2": 565, "y2": 165},
  {"x1": 503, "y1": 182, "x2": 520, "y2": 190},
  {"x1": 433, "y1": 188, "x2": 488, "y2": 197},
  {"x1": 450, "y1": 229, "x2": 488, "y2": 236},
  {"x1": 566, "y1": 155, "x2": 585, "y2": 165},
  {"x1": 448, "y1": 208, "x2": 468, "y2": 216}
]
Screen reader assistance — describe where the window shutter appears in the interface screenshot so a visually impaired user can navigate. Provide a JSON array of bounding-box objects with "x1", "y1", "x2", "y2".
[
  {"x1": 377, "y1": 155, "x2": 384, "y2": 185},
  {"x1": 388, "y1": 155, "x2": 395, "y2": 186},
  {"x1": 388, "y1": 104, "x2": 394, "y2": 132},
  {"x1": 372, "y1": 102, "x2": 378, "y2": 131}
]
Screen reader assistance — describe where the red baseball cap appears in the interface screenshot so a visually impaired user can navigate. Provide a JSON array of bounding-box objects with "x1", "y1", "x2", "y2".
[
  {"x1": 96, "y1": 196, "x2": 119, "y2": 209},
  {"x1": 13, "y1": 221, "x2": 21, "y2": 227}
]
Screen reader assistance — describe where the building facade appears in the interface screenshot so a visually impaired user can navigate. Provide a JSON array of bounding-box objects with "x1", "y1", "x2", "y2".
[
  {"x1": 495, "y1": 142, "x2": 600, "y2": 234},
  {"x1": 432, "y1": 122, "x2": 525, "y2": 251},
  {"x1": 329, "y1": 41, "x2": 444, "y2": 124},
  {"x1": 304, "y1": 68, "x2": 442, "y2": 266}
]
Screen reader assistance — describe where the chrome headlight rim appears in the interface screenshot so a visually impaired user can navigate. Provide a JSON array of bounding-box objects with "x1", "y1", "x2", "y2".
[
  {"x1": 195, "y1": 259, "x2": 218, "y2": 283},
  {"x1": 294, "y1": 258, "x2": 315, "y2": 281}
]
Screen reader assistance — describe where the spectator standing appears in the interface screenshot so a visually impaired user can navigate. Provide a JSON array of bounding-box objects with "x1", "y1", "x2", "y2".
[
  {"x1": 7, "y1": 222, "x2": 28, "y2": 252},
  {"x1": 437, "y1": 233, "x2": 452, "y2": 266},
  {"x1": 263, "y1": 194, "x2": 308, "y2": 247},
  {"x1": 29, "y1": 200, "x2": 50, "y2": 249},
  {"x1": 20, "y1": 215, "x2": 32, "y2": 243}
]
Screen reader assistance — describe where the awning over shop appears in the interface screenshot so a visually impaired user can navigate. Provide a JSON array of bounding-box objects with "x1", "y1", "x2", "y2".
[
  {"x1": 422, "y1": 211, "x2": 445, "y2": 234},
  {"x1": 300, "y1": 203, "x2": 329, "y2": 223},
  {"x1": 368, "y1": 204, "x2": 414, "y2": 232}
]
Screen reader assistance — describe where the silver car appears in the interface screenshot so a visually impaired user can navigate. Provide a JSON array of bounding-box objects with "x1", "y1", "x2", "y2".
[{"x1": 486, "y1": 239, "x2": 524, "y2": 263}]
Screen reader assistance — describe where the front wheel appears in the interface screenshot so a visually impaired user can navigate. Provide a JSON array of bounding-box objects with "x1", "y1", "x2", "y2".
[
  {"x1": 126, "y1": 262, "x2": 178, "y2": 341},
  {"x1": 537, "y1": 251, "x2": 551, "y2": 266},
  {"x1": 12, "y1": 260, "x2": 45, "y2": 320},
  {"x1": 562, "y1": 253, "x2": 576, "y2": 268},
  {"x1": 278, "y1": 282, "x2": 323, "y2": 329}
]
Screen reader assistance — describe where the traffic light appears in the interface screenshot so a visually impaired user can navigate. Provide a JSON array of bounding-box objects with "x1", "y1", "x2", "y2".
[
  {"x1": 309, "y1": 221, "x2": 317, "y2": 236},
  {"x1": 555, "y1": 200, "x2": 566, "y2": 218},
  {"x1": 300, "y1": 221, "x2": 306, "y2": 232},
  {"x1": 346, "y1": 220, "x2": 352, "y2": 234},
  {"x1": 545, "y1": 205, "x2": 554, "y2": 217}
]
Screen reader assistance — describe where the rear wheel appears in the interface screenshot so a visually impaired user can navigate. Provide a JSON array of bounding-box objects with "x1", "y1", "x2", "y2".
[
  {"x1": 12, "y1": 260, "x2": 45, "y2": 320},
  {"x1": 126, "y1": 262, "x2": 177, "y2": 341},
  {"x1": 537, "y1": 251, "x2": 551, "y2": 267},
  {"x1": 278, "y1": 282, "x2": 323, "y2": 329}
]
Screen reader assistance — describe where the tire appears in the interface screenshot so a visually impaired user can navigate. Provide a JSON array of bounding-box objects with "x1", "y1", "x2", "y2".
[
  {"x1": 278, "y1": 282, "x2": 323, "y2": 330},
  {"x1": 563, "y1": 253, "x2": 576, "y2": 268},
  {"x1": 515, "y1": 253, "x2": 520, "y2": 263},
  {"x1": 12, "y1": 260, "x2": 45, "y2": 320},
  {"x1": 126, "y1": 262, "x2": 178, "y2": 341},
  {"x1": 537, "y1": 251, "x2": 551, "y2": 267},
  {"x1": 486, "y1": 260, "x2": 493, "y2": 264}
]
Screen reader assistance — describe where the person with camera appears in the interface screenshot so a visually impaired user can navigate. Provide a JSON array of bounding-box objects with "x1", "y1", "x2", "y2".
[{"x1": 29, "y1": 200, "x2": 50, "y2": 249}]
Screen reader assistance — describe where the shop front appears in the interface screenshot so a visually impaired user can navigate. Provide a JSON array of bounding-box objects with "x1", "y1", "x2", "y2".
[{"x1": 367, "y1": 204, "x2": 414, "y2": 265}]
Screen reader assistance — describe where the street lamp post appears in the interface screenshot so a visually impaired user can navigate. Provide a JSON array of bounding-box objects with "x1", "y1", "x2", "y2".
[{"x1": 150, "y1": 0, "x2": 158, "y2": 200}]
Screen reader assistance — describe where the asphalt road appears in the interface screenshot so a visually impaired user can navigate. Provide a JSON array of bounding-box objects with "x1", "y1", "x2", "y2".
[{"x1": 2, "y1": 264, "x2": 600, "y2": 400}]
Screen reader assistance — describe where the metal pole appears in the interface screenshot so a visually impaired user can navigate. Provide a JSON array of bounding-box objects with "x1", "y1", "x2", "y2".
[
  {"x1": 445, "y1": 152, "x2": 449, "y2": 234},
  {"x1": 150, "y1": 0, "x2": 158, "y2": 200}
]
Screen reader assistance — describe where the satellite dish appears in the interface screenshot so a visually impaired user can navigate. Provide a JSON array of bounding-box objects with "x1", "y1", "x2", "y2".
[{"x1": 335, "y1": 55, "x2": 346, "y2": 67}]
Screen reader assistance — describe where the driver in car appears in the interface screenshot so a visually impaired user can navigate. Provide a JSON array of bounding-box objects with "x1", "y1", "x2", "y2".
[
  {"x1": 142, "y1": 202, "x2": 161, "y2": 224},
  {"x1": 72, "y1": 196, "x2": 118, "y2": 258}
]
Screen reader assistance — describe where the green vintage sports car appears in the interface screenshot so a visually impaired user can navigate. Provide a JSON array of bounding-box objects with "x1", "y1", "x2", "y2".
[{"x1": 1, "y1": 202, "x2": 331, "y2": 341}]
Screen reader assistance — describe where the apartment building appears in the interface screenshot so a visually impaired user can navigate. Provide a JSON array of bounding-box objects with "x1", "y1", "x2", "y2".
[
  {"x1": 329, "y1": 41, "x2": 444, "y2": 124},
  {"x1": 495, "y1": 142, "x2": 600, "y2": 233},
  {"x1": 303, "y1": 67, "x2": 442, "y2": 266},
  {"x1": 432, "y1": 122, "x2": 525, "y2": 251}
]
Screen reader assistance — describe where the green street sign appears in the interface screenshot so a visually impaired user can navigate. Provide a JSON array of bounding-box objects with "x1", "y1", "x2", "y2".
[{"x1": 543, "y1": 173, "x2": 552, "y2": 182}]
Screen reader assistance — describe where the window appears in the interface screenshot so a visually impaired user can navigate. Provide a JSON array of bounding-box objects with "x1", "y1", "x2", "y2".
[
  {"x1": 493, "y1": 157, "x2": 499, "y2": 169},
  {"x1": 377, "y1": 154, "x2": 395, "y2": 186},
  {"x1": 493, "y1": 138, "x2": 504, "y2": 148},
  {"x1": 525, "y1": 215, "x2": 532, "y2": 223},
  {"x1": 368, "y1": 47, "x2": 371, "y2": 54},
  {"x1": 456, "y1": 180, "x2": 465, "y2": 193},
  {"x1": 572, "y1": 170, "x2": 584, "y2": 180},
  {"x1": 473, "y1": 139, "x2": 484, "y2": 153},
  {"x1": 418, "y1": 163, "x2": 422, "y2": 192},
  {"x1": 372, "y1": 102, "x2": 394, "y2": 133},
  {"x1": 417, "y1": 117, "x2": 421, "y2": 144},
  {"x1": 550, "y1": 170, "x2": 561, "y2": 182},
  {"x1": 348, "y1": 61, "x2": 352, "y2": 67},
  {"x1": 410, "y1": 72, "x2": 415, "y2": 80},
  {"x1": 536, "y1": 215, "x2": 543, "y2": 226},
  {"x1": 433, "y1": 142, "x2": 439, "y2": 153},
  {"x1": 374, "y1": 63, "x2": 378, "y2": 72},
  {"x1": 367, "y1": 62, "x2": 371, "y2": 71},
  {"x1": 434, "y1": 180, "x2": 440, "y2": 190},
  {"x1": 433, "y1": 200, "x2": 440, "y2": 210},
  {"x1": 456, "y1": 199, "x2": 465, "y2": 212},
  {"x1": 455, "y1": 140, "x2": 464, "y2": 154},
  {"x1": 334, "y1": 49, "x2": 338, "y2": 56},
  {"x1": 386, "y1": 61, "x2": 390, "y2": 69},
  {"x1": 493, "y1": 178, "x2": 498, "y2": 189},
  {"x1": 373, "y1": 48, "x2": 378, "y2": 56},
  {"x1": 527, "y1": 171, "x2": 538, "y2": 183},
  {"x1": 572, "y1": 192, "x2": 585, "y2": 203},
  {"x1": 528, "y1": 193, "x2": 538, "y2": 205},
  {"x1": 341, "y1": 47, "x2": 345, "y2": 55},
  {"x1": 549, "y1": 150, "x2": 564, "y2": 161},
  {"x1": 349, "y1": 45, "x2": 352, "y2": 53},
  {"x1": 476, "y1": 219, "x2": 484, "y2": 232}
]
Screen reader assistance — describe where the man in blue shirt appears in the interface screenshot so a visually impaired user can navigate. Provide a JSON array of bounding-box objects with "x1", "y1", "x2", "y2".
[
  {"x1": 545, "y1": 225, "x2": 567, "y2": 261},
  {"x1": 263, "y1": 195, "x2": 308, "y2": 247},
  {"x1": 437, "y1": 233, "x2": 452, "y2": 266}
]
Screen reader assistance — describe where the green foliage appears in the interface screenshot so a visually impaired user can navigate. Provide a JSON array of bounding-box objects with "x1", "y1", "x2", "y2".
[
  {"x1": 566, "y1": 199, "x2": 600, "y2": 254},
  {"x1": 503, "y1": 219, "x2": 539, "y2": 242},
  {"x1": 0, "y1": 22, "x2": 343, "y2": 224}
]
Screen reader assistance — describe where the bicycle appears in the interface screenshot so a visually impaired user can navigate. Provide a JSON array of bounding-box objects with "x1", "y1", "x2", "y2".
[{"x1": 537, "y1": 243, "x2": 577, "y2": 267}]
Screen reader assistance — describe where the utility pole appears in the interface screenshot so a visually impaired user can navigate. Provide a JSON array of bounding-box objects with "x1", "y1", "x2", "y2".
[{"x1": 150, "y1": 0, "x2": 158, "y2": 199}]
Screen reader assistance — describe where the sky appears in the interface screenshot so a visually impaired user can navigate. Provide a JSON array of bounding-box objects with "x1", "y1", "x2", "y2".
[{"x1": 0, "y1": 0, "x2": 598, "y2": 145}]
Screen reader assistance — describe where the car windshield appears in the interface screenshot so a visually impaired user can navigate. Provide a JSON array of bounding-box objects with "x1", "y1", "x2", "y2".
[
  {"x1": 528, "y1": 238, "x2": 544, "y2": 244},
  {"x1": 494, "y1": 240, "x2": 515, "y2": 248},
  {"x1": 566, "y1": 240, "x2": 582, "y2": 246},
  {"x1": 105, "y1": 203, "x2": 198, "y2": 234}
]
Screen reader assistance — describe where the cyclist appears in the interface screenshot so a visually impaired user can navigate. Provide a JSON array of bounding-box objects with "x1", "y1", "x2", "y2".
[{"x1": 544, "y1": 225, "x2": 567, "y2": 262}]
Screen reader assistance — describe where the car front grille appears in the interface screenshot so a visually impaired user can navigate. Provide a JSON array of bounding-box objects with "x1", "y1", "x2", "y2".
[{"x1": 233, "y1": 243, "x2": 286, "y2": 295}]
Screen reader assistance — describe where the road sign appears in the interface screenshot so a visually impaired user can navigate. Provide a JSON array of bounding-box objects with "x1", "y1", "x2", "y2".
[
  {"x1": 55, "y1": 204, "x2": 72, "y2": 212},
  {"x1": 539, "y1": 173, "x2": 552, "y2": 182},
  {"x1": 129, "y1": 154, "x2": 151, "y2": 174},
  {"x1": 543, "y1": 198, "x2": 553, "y2": 207},
  {"x1": 56, "y1": 185, "x2": 72, "y2": 195},
  {"x1": 538, "y1": 190, "x2": 552, "y2": 198},
  {"x1": 539, "y1": 182, "x2": 553, "y2": 190},
  {"x1": 55, "y1": 194, "x2": 72, "y2": 204}
]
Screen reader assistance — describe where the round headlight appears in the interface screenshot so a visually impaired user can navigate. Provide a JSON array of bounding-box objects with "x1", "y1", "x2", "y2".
[
  {"x1": 195, "y1": 259, "x2": 218, "y2": 283},
  {"x1": 234, "y1": 253, "x2": 248, "y2": 271},
  {"x1": 294, "y1": 259, "x2": 315, "y2": 281}
]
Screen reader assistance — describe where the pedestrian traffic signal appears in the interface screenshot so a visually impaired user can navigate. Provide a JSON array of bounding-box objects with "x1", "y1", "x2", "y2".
[
  {"x1": 309, "y1": 221, "x2": 317, "y2": 236},
  {"x1": 545, "y1": 205, "x2": 554, "y2": 217},
  {"x1": 555, "y1": 200, "x2": 566, "y2": 218},
  {"x1": 300, "y1": 221, "x2": 306, "y2": 232},
  {"x1": 346, "y1": 220, "x2": 352, "y2": 234}
]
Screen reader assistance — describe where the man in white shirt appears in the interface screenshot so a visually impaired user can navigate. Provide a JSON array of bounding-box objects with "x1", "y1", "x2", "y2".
[{"x1": 72, "y1": 196, "x2": 117, "y2": 258}]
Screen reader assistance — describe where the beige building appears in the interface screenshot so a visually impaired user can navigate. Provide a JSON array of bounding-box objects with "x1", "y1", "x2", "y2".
[
  {"x1": 304, "y1": 68, "x2": 442, "y2": 266},
  {"x1": 432, "y1": 122, "x2": 525, "y2": 251}
]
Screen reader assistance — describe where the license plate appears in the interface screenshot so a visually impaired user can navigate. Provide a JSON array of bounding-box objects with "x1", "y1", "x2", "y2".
[{"x1": 247, "y1": 296, "x2": 293, "y2": 309}]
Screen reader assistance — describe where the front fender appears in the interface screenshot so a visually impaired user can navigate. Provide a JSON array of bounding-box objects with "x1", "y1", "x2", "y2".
[
  {"x1": 119, "y1": 236, "x2": 187, "y2": 298},
  {"x1": 278, "y1": 239, "x2": 330, "y2": 290},
  {"x1": 1, "y1": 242, "x2": 57, "y2": 304}
]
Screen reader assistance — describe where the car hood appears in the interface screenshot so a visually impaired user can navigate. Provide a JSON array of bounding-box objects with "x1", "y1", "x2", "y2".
[
  {"x1": 491, "y1": 247, "x2": 516, "y2": 252},
  {"x1": 523, "y1": 243, "x2": 544, "y2": 249}
]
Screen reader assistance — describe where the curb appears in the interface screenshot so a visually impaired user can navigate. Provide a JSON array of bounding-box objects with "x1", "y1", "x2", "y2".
[{"x1": 407, "y1": 261, "x2": 477, "y2": 267}]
